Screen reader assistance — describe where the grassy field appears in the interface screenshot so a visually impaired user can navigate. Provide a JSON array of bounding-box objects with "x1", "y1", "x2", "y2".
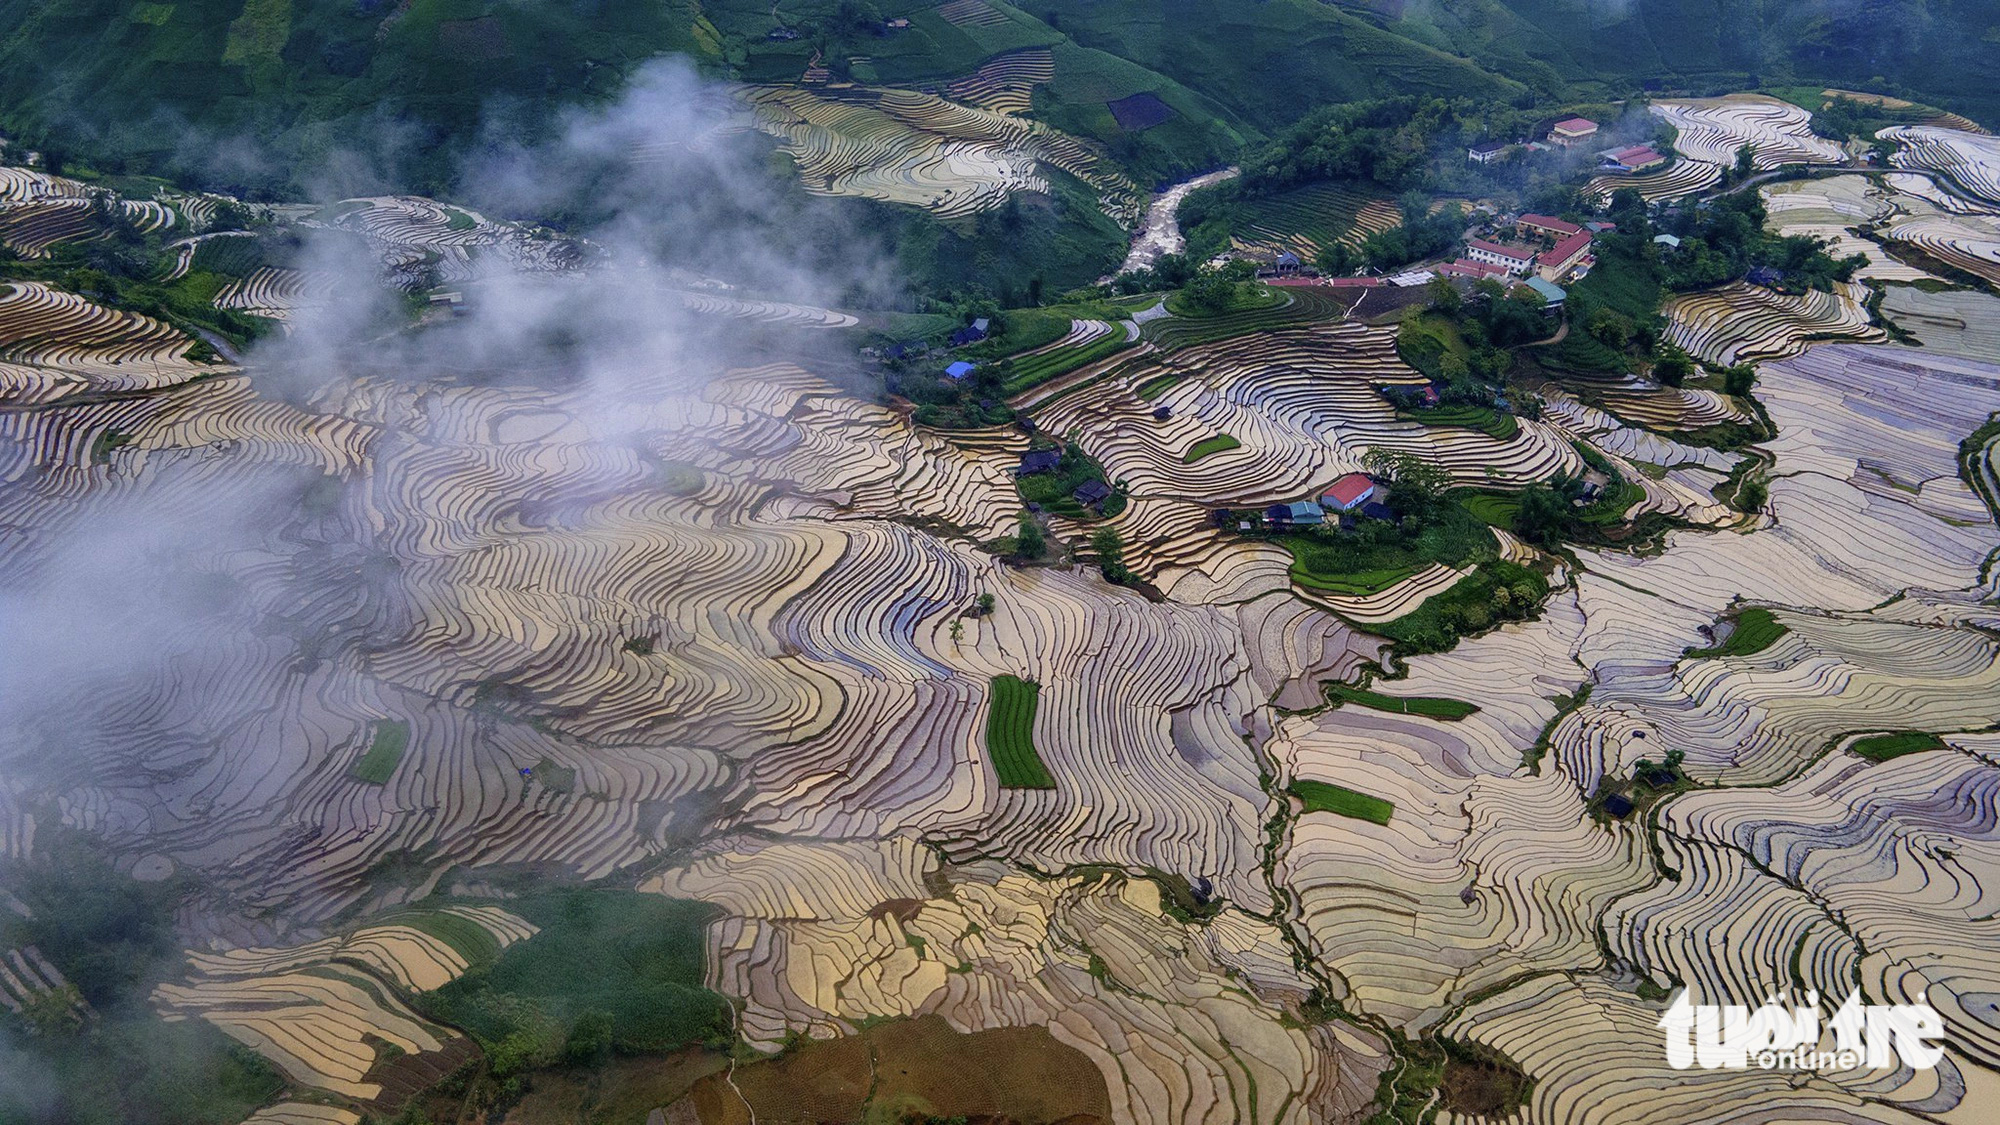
[
  {"x1": 986, "y1": 674, "x2": 1055, "y2": 788},
  {"x1": 350, "y1": 719, "x2": 410, "y2": 784},
  {"x1": 1402, "y1": 403, "x2": 1520, "y2": 440},
  {"x1": 1183, "y1": 434, "x2": 1241, "y2": 463},
  {"x1": 1288, "y1": 780, "x2": 1394, "y2": 825},
  {"x1": 1686, "y1": 607, "x2": 1788, "y2": 659},
  {"x1": 1457, "y1": 490, "x2": 1521, "y2": 530},
  {"x1": 1850, "y1": 731, "x2": 1948, "y2": 763},
  {"x1": 1326, "y1": 683, "x2": 1479, "y2": 720},
  {"x1": 1164, "y1": 281, "x2": 1284, "y2": 318}
]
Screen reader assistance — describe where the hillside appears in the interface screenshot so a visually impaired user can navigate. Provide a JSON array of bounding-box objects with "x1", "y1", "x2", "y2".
[{"x1": 1353, "y1": 0, "x2": 2000, "y2": 125}]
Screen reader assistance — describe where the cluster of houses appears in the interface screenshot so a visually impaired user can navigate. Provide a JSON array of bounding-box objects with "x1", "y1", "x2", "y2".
[
  {"x1": 1233, "y1": 472, "x2": 1394, "y2": 532},
  {"x1": 864, "y1": 317, "x2": 992, "y2": 381},
  {"x1": 1466, "y1": 116, "x2": 1665, "y2": 175},
  {"x1": 1432, "y1": 212, "x2": 1598, "y2": 308},
  {"x1": 1015, "y1": 448, "x2": 1117, "y2": 513}
]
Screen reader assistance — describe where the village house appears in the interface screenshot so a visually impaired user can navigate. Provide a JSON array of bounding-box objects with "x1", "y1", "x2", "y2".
[
  {"x1": 1015, "y1": 450, "x2": 1061, "y2": 476},
  {"x1": 1516, "y1": 213, "x2": 1582, "y2": 241},
  {"x1": 1599, "y1": 144, "x2": 1667, "y2": 173},
  {"x1": 1467, "y1": 140, "x2": 1511, "y2": 164},
  {"x1": 1550, "y1": 117, "x2": 1599, "y2": 146},
  {"x1": 1464, "y1": 238, "x2": 1539, "y2": 276},
  {"x1": 1522, "y1": 275, "x2": 1567, "y2": 311},
  {"x1": 1321, "y1": 472, "x2": 1377, "y2": 512},
  {"x1": 1536, "y1": 231, "x2": 1594, "y2": 282},
  {"x1": 1072, "y1": 479, "x2": 1114, "y2": 511},
  {"x1": 949, "y1": 317, "x2": 990, "y2": 346},
  {"x1": 945, "y1": 360, "x2": 977, "y2": 380},
  {"x1": 1264, "y1": 500, "x2": 1325, "y2": 527},
  {"x1": 1439, "y1": 258, "x2": 1512, "y2": 281}
]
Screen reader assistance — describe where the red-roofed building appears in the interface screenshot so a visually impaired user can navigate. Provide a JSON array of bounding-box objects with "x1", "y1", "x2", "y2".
[
  {"x1": 1465, "y1": 238, "x2": 1538, "y2": 276},
  {"x1": 1439, "y1": 258, "x2": 1511, "y2": 281},
  {"x1": 1537, "y1": 231, "x2": 1594, "y2": 282},
  {"x1": 1322, "y1": 472, "x2": 1377, "y2": 511},
  {"x1": 1601, "y1": 145, "x2": 1667, "y2": 173},
  {"x1": 1550, "y1": 117, "x2": 1599, "y2": 146},
  {"x1": 1518, "y1": 213, "x2": 1582, "y2": 240}
]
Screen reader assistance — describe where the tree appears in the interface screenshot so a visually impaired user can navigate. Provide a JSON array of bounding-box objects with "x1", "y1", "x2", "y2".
[
  {"x1": 1514, "y1": 482, "x2": 1572, "y2": 548},
  {"x1": 976, "y1": 592, "x2": 996, "y2": 616},
  {"x1": 1316, "y1": 241, "x2": 1358, "y2": 277},
  {"x1": 1587, "y1": 308, "x2": 1634, "y2": 348},
  {"x1": 1181, "y1": 268, "x2": 1241, "y2": 313},
  {"x1": 1427, "y1": 276, "x2": 1462, "y2": 316},
  {"x1": 1090, "y1": 526, "x2": 1129, "y2": 584},
  {"x1": 1734, "y1": 143, "x2": 1758, "y2": 181},
  {"x1": 1364, "y1": 449, "x2": 1451, "y2": 516},
  {"x1": 1653, "y1": 353, "x2": 1692, "y2": 387},
  {"x1": 1016, "y1": 513, "x2": 1046, "y2": 559}
]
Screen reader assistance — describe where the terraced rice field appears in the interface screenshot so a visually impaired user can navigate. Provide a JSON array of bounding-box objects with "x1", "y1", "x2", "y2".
[
  {"x1": 153, "y1": 908, "x2": 533, "y2": 1101},
  {"x1": 939, "y1": 48, "x2": 1054, "y2": 114},
  {"x1": 1652, "y1": 94, "x2": 1847, "y2": 171},
  {"x1": 13, "y1": 121, "x2": 2000, "y2": 1125},
  {"x1": 0, "y1": 198, "x2": 100, "y2": 257},
  {"x1": 1882, "y1": 212, "x2": 2000, "y2": 286},
  {"x1": 744, "y1": 84, "x2": 1138, "y2": 221},
  {"x1": 1880, "y1": 123, "x2": 2000, "y2": 207},
  {"x1": 1228, "y1": 182, "x2": 1400, "y2": 259},
  {"x1": 1880, "y1": 284, "x2": 2000, "y2": 359},
  {"x1": 1759, "y1": 174, "x2": 1936, "y2": 282},
  {"x1": 0, "y1": 280, "x2": 215, "y2": 404},
  {"x1": 1585, "y1": 158, "x2": 1721, "y2": 204},
  {"x1": 215, "y1": 266, "x2": 344, "y2": 321},
  {"x1": 1663, "y1": 280, "x2": 1883, "y2": 365}
]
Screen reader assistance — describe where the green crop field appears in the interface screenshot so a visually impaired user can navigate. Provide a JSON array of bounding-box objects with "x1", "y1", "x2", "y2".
[
  {"x1": 1183, "y1": 434, "x2": 1241, "y2": 463},
  {"x1": 1229, "y1": 180, "x2": 1392, "y2": 254},
  {"x1": 1289, "y1": 779, "x2": 1394, "y2": 825},
  {"x1": 350, "y1": 719, "x2": 409, "y2": 784},
  {"x1": 1327, "y1": 684, "x2": 1480, "y2": 720},
  {"x1": 1850, "y1": 731, "x2": 1948, "y2": 763},
  {"x1": 986, "y1": 674, "x2": 1055, "y2": 788},
  {"x1": 1002, "y1": 331, "x2": 1133, "y2": 395},
  {"x1": 1686, "y1": 607, "x2": 1788, "y2": 659}
]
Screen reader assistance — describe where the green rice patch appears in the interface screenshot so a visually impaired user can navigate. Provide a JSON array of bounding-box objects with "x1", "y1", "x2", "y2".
[
  {"x1": 1326, "y1": 684, "x2": 1479, "y2": 720},
  {"x1": 129, "y1": 3, "x2": 175, "y2": 25},
  {"x1": 1685, "y1": 607, "x2": 1788, "y2": 659},
  {"x1": 1289, "y1": 780, "x2": 1394, "y2": 825},
  {"x1": 350, "y1": 720, "x2": 410, "y2": 784},
  {"x1": 1851, "y1": 731, "x2": 1948, "y2": 762},
  {"x1": 986, "y1": 675, "x2": 1054, "y2": 788},
  {"x1": 1183, "y1": 434, "x2": 1241, "y2": 463}
]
